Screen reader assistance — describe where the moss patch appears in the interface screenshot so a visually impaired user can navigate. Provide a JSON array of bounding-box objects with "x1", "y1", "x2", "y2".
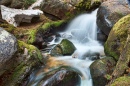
[
  {"x1": 18, "y1": 40, "x2": 43, "y2": 61},
  {"x1": 111, "y1": 76, "x2": 130, "y2": 86}
]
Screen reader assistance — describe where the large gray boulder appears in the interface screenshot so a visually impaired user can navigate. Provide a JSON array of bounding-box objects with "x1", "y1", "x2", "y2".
[
  {"x1": 0, "y1": 27, "x2": 17, "y2": 75},
  {"x1": 97, "y1": 0, "x2": 130, "y2": 35}
]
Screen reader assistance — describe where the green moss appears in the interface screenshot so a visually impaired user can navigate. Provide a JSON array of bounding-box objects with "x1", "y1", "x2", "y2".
[
  {"x1": 39, "y1": 20, "x2": 65, "y2": 31},
  {"x1": 104, "y1": 41, "x2": 119, "y2": 60},
  {"x1": 111, "y1": 76, "x2": 130, "y2": 86},
  {"x1": 18, "y1": 40, "x2": 43, "y2": 61},
  {"x1": 0, "y1": 23, "x2": 16, "y2": 33},
  {"x1": 27, "y1": 29, "x2": 37, "y2": 44},
  {"x1": 60, "y1": 39, "x2": 76, "y2": 55}
]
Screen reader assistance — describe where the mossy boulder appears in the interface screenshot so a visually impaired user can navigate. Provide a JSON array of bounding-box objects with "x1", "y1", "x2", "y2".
[
  {"x1": 0, "y1": 40, "x2": 44, "y2": 86},
  {"x1": 97, "y1": 0, "x2": 130, "y2": 35},
  {"x1": 51, "y1": 39, "x2": 76, "y2": 56},
  {"x1": 110, "y1": 76, "x2": 130, "y2": 86},
  {"x1": 90, "y1": 57, "x2": 116, "y2": 86},
  {"x1": 104, "y1": 14, "x2": 130, "y2": 60}
]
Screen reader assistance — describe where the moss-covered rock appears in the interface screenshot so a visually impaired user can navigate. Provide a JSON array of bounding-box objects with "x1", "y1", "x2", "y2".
[
  {"x1": 0, "y1": 40, "x2": 44, "y2": 86},
  {"x1": 90, "y1": 57, "x2": 116, "y2": 86},
  {"x1": 110, "y1": 76, "x2": 130, "y2": 86},
  {"x1": 104, "y1": 14, "x2": 130, "y2": 60},
  {"x1": 51, "y1": 39, "x2": 76, "y2": 56},
  {"x1": 60, "y1": 39, "x2": 76, "y2": 55}
]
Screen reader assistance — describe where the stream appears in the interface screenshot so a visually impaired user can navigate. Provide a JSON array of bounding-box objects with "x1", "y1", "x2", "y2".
[{"x1": 27, "y1": 9, "x2": 105, "y2": 86}]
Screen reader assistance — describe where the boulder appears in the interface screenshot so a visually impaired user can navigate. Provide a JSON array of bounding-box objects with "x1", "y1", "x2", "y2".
[
  {"x1": 51, "y1": 39, "x2": 76, "y2": 56},
  {"x1": 104, "y1": 14, "x2": 130, "y2": 60},
  {"x1": 1, "y1": 5, "x2": 43, "y2": 27},
  {"x1": 0, "y1": 27, "x2": 17, "y2": 76},
  {"x1": 97, "y1": 0, "x2": 130, "y2": 35},
  {"x1": 90, "y1": 57, "x2": 116, "y2": 86}
]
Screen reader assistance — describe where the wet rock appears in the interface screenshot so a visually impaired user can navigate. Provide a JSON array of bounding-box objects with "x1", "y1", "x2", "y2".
[
  {"x1": 40, "y1": 70, "x2": 81, "y2": 86},
  {"x1": 90, "y1": 57, "x2": 116, "y2": 86},
  {"x1": 82, "y1": 51, "x2": 100, "y2": 60},
  {"x1": 97, "y1": 29, "x2": 107, "y2": 43},
  {"x1": 104, "y1": 14, "x2": 130, "y2": 60},
  {"x1": 97, "y1": 0, "x2": 130, "y2": 35},
  {"x1": 0, "y1": 27, "x2": 17, "y2": 76},
  {"x1": 51, "y1": 39, "x2": 76, "y2": 56},
  {"x1": 1, "y1": 5, "x2": 43, "y2": 27},
  {"x1": 50, "y1": 44, "x2": 63, "y2": 56}
]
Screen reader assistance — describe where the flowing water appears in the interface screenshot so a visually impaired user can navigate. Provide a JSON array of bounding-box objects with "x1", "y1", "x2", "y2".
[
  {"x1": 53, "y1": 9, "x2": 105, "y2": 86},
  {"x1": 27, "y1": 9, "x2": 105, "y2": 86}
]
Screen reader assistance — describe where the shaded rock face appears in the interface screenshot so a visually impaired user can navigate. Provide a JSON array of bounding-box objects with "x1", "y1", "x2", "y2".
[
  {"x1": 90, "y1": 57, "x2": 116, "y2": 86},
  {"x1": 0, "y1": 27, "x2": 17, "y2": 75},
  {"x1": 104, "y1": 14, "x2": 130, "y2": 60},
  {"x1": 97, "y1": 0, "x2": 130, "y2": 35}
]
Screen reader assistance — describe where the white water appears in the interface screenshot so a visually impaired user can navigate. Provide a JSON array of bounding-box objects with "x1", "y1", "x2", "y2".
[{"x1": 51, "y1": 9, "x2": 105, "y2": 86}]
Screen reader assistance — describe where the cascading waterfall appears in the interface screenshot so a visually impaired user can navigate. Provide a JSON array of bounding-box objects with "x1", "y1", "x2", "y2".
[
  {"x1": 27, "y1": 9, "x2": 105, "y2": 86},
  {"x1": 54, "y1": 9, "x2": 105, "y2": 86}
]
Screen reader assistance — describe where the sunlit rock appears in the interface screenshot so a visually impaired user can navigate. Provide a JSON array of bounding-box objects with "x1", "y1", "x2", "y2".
[{"x1": 1, "y1": 5, "x2": 43, "y2": 27}]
